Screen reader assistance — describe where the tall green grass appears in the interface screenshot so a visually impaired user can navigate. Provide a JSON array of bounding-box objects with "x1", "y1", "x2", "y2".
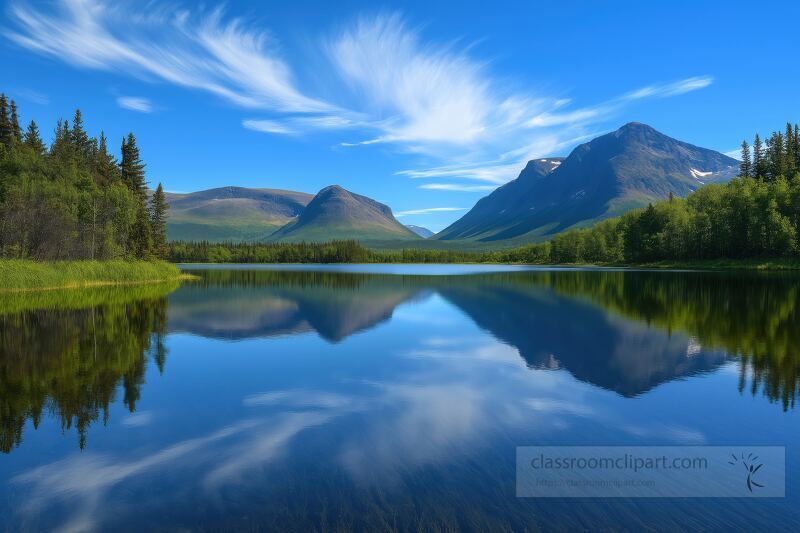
[
  {"x1": 0, "y1": 281, "x2": 180, "y2": 314},
  {"x1": 0, "y1": 260, "x2": 182, "y2": 291}
]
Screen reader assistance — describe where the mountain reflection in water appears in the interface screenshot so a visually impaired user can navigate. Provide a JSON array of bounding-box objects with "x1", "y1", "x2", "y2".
[
  {"x1": 2, "y1": 268, "x2": 799, "y2": 455},
  {"x1": 171, "y1": 269, "x2": 797, "y2": 401},
  {"x1": 2, "y1": 267, "x2": 800, "y2": 531}
]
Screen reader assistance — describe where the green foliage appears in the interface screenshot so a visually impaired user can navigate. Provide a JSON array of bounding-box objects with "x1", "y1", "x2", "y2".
[
  {"x1": 120, "y1": 132, "x2": 146, "y2": 200},
  {"x1": 149, "y1": 183, "x2": 169, "y2": 259},
  {"x1": 0, "y1": 94, "x2": 12, "y2": 149},
  {"x1": 0, "y1": 291, "x2": 171, "y2": 452},
  {"x1": 22, "y1": 120, "x2": 45, "y2": 156},
  {"x1": 170, "y1": 239, "x2": 503, "y2": 263},
  {"x1": 740, "y1": 140, "x2": 751, "y2": 178},
  {"x1": 0, "y1": 95, "x2": 166, "y2": 260},
  {"x1": 0, "y1": 259, "x2": 180, "y2": 290},
  {"x1": 534, "y1": 270, "x2": 800, "y2": 409},
  {"x1": 499, "y1": 123, "x2": 800, "y2": 265},
  {"x1": 745, "y1": 123, "x2": 800, "y2": 182}
]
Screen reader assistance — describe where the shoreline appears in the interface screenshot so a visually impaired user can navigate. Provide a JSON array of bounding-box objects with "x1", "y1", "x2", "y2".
[
  {"x1": 173, "y1": 258, "x2": 800, "y2": 271},
  {"x1": 0, "y1": 260, "x2": 186, "y2": 292},
  {"x1": 3, "y1": 257, "x2": 798, "y2": 292}
]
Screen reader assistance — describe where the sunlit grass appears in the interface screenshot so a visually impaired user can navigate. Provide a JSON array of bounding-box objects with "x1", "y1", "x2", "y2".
[{"x1": 0, "y1": 259, "x2": 183, "y2": 291}]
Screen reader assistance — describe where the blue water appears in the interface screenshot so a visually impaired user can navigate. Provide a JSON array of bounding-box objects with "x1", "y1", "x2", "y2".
[{"x1": 1, "y1": 266, "x2": 798, "y2": 531}]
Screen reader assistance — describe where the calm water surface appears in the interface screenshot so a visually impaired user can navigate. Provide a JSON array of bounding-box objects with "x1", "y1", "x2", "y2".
[{"x1": 1, "y1": 265, "x2": 799, "y2": 531}]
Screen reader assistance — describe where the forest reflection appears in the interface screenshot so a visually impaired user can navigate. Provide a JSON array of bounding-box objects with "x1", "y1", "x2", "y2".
[
  {"x1": 0, "y1": 284, "x2": 174, "y2": 452},
  {"x1": 174, "y1": 269, "x2": 800, "y2": 408},
  {"x1": 2, "y1": 268, "x2": 799, "y2": 454}
]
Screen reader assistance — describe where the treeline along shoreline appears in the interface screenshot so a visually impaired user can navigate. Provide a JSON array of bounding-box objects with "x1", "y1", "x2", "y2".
[
  {"x1": 3, "y1": 95, "x2": 800, "y2": 278},
  {"x1": 0, "y1": 94, "x2": 179, "y2": 289},
  {"x1": 171, "y1": 122, "x2": 800, "y2": 268}
]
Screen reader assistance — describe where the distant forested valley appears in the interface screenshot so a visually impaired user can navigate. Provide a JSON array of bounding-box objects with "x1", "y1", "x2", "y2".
[
  {"x1": 514, "y1": 124, "x2": 800, "y2": 265},
  {"x1": 3, "y1": 93, "x2": 800, "y2": 267},
  {"x1": 170, "y1": 120, "x2": 800, "y2": 267}
]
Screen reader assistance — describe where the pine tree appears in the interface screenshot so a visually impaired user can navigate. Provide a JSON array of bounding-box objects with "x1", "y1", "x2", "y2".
[
  {"x1": 9, "y1": 100, "x2": 21, "y2": 142},
  {"x1": 795, "y1": 124, "x2": 800, "y2": 173},
  {"x1": 787, "y1": 122, "x2": 798, "y2": 177},
  {"x1": 767, "y1": 132, "x2": 786, "y2": 180},
  {"x1": 23, "y1": 120, "x2": 46, "y2": 155},
  {"x1": 120, "y1": 132, "x2": 151, "y2": 256},
  {"x1": 753, "y1": 133, "x2": 766, "y2": 180},
  {"x1": 149, "y1": 183, "x2": 169, "y2": 259},
  {"x1": 131, "y1": 203, "x2": 153, "y2": 258},
  {"x1": 95, "y1": 131, "x2": 121, "y2": 184},
  {"x1": 0, "y1": 94, "x2": 11, "y2": 148},
  {"x1": 71, "y1": 109, "x2": 92, "y2": 161},
  {"x1": 739, "y1": 140, "x2": 751, "y2": 178},
  {"x1": 50, "y1": 119, "x2": 73, "y2": 161},
  {"x1": 120, "y1": 132, "x2": 147, "y2": 201}
]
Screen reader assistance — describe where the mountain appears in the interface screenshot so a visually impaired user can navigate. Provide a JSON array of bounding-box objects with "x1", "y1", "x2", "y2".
[
  {"x1": 435, "y1": 122, "x2": 739, "y2": 243},
  {"x1": 267, "y1": 185, "x2": 420, "y2": 242},
  {"x1": 406, "y1": 225, "x2": 435, "y2": 238},
  {"x1": 165, "y1": 186, "x2": 312, "y2": 242},
  {"x1": 168, "y1": 270, "x2": 421, "y2": 342}
]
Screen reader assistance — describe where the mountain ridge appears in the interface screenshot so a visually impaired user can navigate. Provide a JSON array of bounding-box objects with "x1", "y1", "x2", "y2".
[
  {"x1": 435, "y1": 122, "x2": 738, "y2": 243},
  {"x1": 165, "y1": 186, "x2": 312, "y2": 242},
  {"x1": 406, "y1": 225, "x2": 435, "y2": 238},
  {"x1": 267, "y1": 185, "x2": 420, "y2": 243}
]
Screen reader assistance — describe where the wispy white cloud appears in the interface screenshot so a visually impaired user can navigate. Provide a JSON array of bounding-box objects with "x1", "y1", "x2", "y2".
[
  {"x1": 6, "y1": 2, "x2": 715, "y2": 194},
  {"x1": 242, "y1": 114, "x2": 364, "y2": 136},
  {"x1": 9, "y1": 87, "x2": 49, "y2": 105},
  {"x1": 630, "y1": 76, "x2": 713, "y2": 98},
  {"x1": 526, "y1": 76, "x2": 713, "y2": 129},
  {"x1": 242, "y1": 119, "x2": 296, "y2": 135},
  {"x1": 117, "y1": 96, "x2": 152, "y2": 113},
  {"x1": 396, "y1": 132, "x2": 595, "y2": 185},
  {"x1": 394, "y1": 207, "x2": 467, "y2": 217},
  {"x1": 398, "y1": 162, "x2": 524, "y2": 184},
  {"x1": 6, "y1": 0, "x2": 333, "y2": 113},
  {"x1": 121, "y1": 410, "x2": 154, "y2": 427},
  {"x1": 418, "y1": 183, "x2": 497, "y2": 192},
  {"x1": 329, "y1": 13, "x2": 500, "y2": 146}
]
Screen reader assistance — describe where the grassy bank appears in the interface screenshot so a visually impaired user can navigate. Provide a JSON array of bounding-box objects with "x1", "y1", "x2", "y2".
[
  {"x1": 0, "y1": 260, "x2": 183, "y2": 291},
  {"x1": 0, "y1": 280, "x2": 181, "y2": 314},
  {"x1": 627, "y1": 258, "x2": 800, "y2": 271},
  {"x1": 510, "y1": 258, "x2": 800, "y2": 270},
  {"x1": 168, "y1": 240, "x2": 800, "y2": 270}
]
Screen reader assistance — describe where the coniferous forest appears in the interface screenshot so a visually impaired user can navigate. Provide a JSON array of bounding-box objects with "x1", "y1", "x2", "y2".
[
  {"x1": 0, "y1": 94, "x2": 168, "y2": 261},
  {"x1": 504, "y1": 123, "x2": 800, "y2": 265},
  {"x1": 169, "y1": 123, "x2": 800, "y2": 267},
  {"x1": 3, "y1": 93, "x2": 800, "y2": 268}
]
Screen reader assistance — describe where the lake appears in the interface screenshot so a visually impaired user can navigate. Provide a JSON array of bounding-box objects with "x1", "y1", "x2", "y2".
[{"x1": 1, "y1": 265, "x2": 799, "y2": 531}]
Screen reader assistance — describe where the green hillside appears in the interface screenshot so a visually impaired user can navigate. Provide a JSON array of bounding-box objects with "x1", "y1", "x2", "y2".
[
  {"x1": 268, "y1": 185, "x2": 420, "y2": 243},
  {"x1": 165, "y1": 187, "x2": 312, "y2": 242}
]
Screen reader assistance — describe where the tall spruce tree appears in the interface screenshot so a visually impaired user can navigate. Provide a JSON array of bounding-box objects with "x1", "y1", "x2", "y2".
[
  {"x1": 95, "y1": 132, "x2": 121, "y2": 184},
  {"x1": 120, "y1": 132, "x2": 147, "y2": 201},
  {"x1": 739, "y1": 140, "x2": 751, "y2": 178},
  {"x1": 795, "y1": 124, "x2": 800, "y2": 172},
  {"x1": 149, "y1": 183, "x2": 169, "y2": 259},
  {"x1": 120, "y1": 132, "x2": 151, "y2": 256},
  {"x1": 752, "y1": 133, "x2": 766, "y2": 180},
  {"x1": 0, "y1": 94, "x2": 11, "y2": 148},
  {"x1": 131, "y1": 204, "x2": 153, "y2": 258},
  {"x1": 9, "y1": 100, "x2": 21, "y2": 142},
  {"x1": 787, "y1": 122, "x2": 798, "y2": 177},
  {"x1": 71, "y1": 109, "x2": 92, "y2": 162},
  {"x1": 23, "y1": 120, "x2": 46, "y2": 155},
  {"x1": 767, "y1": 132, "x2": 786, "y2": 180},
  {"x1": 49, "y1": 119, "x2": 74, "y2": 161}
]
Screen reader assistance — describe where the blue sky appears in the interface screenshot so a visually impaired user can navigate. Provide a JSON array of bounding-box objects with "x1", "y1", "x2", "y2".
[{"x1": 2, "y1": 0, "x2": 798, "y2": 231}]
